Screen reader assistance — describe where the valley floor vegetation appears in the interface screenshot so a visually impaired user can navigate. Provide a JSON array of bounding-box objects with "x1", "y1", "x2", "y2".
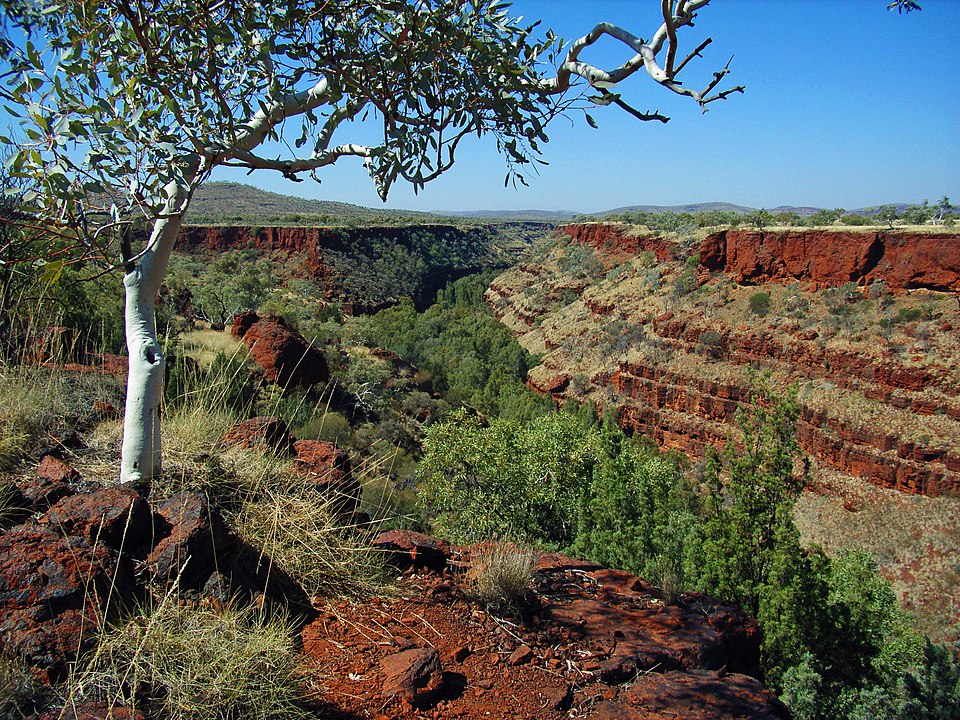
[{"x1": 1, "y1": 217, "x2": 958, "y2": 719}]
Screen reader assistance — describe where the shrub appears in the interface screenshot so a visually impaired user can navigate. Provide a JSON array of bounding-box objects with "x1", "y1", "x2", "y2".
[
  {"x1": 71, "y1": 602, "x2": 315, "y2": 720},
  {"x1": 294, "y1": 410, "x2": 352, "y2": 446},
  {"x1": 749, "y1": 291, "x2": 772, "y2": 317},
  {"x1": 699, "y1": 329, "x2": 725, "y2": 359},
  {"x1": 470, "y1": 542, "x2": 540, "y2": 610}
]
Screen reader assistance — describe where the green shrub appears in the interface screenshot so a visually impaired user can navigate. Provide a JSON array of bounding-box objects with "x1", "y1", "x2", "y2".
[
  {"x1": 749, "y1": 291, "x2": 772, "y2": 316},
  {"x1": 294, "y1": 410, "x2": 352, "y2": 446}
]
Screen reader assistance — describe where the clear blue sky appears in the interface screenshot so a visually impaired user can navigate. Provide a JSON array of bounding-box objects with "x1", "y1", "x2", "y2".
[{"x1": 218, "y1": 1, "x2": 960, "y2": 214}]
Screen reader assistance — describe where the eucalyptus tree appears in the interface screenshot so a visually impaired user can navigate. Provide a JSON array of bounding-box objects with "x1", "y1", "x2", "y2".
[{"x1": 1, "y1": 0, "x2": 741, "y2": 486}]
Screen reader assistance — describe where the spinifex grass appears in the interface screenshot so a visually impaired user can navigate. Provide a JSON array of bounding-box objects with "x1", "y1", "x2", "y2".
[
  {"x1": 470, "y1": 541, "x2": 540, "y2": 611},
  {"x1": 67, "y1": 600, "x2": 316, "y2": 720}
]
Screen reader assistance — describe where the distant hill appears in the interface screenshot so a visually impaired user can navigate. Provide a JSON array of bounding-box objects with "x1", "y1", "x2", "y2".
[
  {"x1": 186, "y1": 182, "x2": 440, "y2": 225},
  {"x1": 186, "y1": 182, "x2": 920, "y2": 225},
  {"x1": 445, "y1": 209, "x2": 578, "y2": 222},
  {"x1": 595, "y1": 201, "x2": 755, "y2": 216}
]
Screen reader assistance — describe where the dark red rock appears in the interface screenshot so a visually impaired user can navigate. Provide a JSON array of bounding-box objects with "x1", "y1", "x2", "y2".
[
  {"x1": 0, "y1": 526, "x2": 135, "y2": 682},
  {"x1": 381, "y1": 647, "x2": 445, "y2": 709},
  {"x1": 293, "y1": 440, "x2": 359, "y2": 514},
  {"x1": 36, "y1": 456, "x2": 81, "y2": 485},
  {"x1": 221, "y1": 416, "x2": 293, "y2": 454},
  {"x1": 698, "y1": 229, "x2": 960, "y2": 293},
  {"x1": 590, "y1": 669, "x2": 790, "y2": 719},
  {"x1": 240, "y1": 315, "x2": 328, "y2": 388},
  {"x1": 536, "y1": 553, "x2": 603, "y2": 573},
  {"x1": 558, "y1": 224, "x2": 679, "y2": 263},
  {"x1": 373, "y1": 530, "x2": 453, "y2": 572},
  {"x1": 15, "y1": 475, "x2": 74, "y2": 514},
  {"x1": 231, "y1": 310, "x2": 260, "y2": 339},
  {"x1": 43, "y1": 488, "x2": 154, "y2": 552},
  {"x1": 146, "y1": 491, "x2": 233, "y2": 590}
]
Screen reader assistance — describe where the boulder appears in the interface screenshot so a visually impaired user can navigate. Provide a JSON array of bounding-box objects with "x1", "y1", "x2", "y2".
[
  {"x1": 373, "y1": 530, "x2": 453, "y2": 572},
  {"x1": 35, "y1": 456, "x2": 81, "y2": 485},
  {"x1": 380, "y1": 647, "x2": 445, "y2": 709},
  {"x1": 221, "y1": 416, "x2": 293, "y2": 454},
  {"x1": 43, "y1": 488, "x2": 154, "y2": 553},
  {"x1": 231, "y1": 310, "x2": 259, "y2": 340},
  {"x1": 0, "y1": 526, "x2": 135, "y2": 682},
  {"x1": 239, "y1": 315, "x2": 328, "y2": 388},
  {"x1": 146, "y1": 491, "x2": 233, "y2": 590},
  {"x1": 293, "y1": 440, "x2": 359, "y2": 514}
]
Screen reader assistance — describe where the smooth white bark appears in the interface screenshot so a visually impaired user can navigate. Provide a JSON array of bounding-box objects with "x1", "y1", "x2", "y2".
[{"x1": 119, "y1": 177, "x2": 191, "y2": 486}]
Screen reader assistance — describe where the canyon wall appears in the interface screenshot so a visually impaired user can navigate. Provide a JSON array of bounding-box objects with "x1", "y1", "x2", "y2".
[
  {"x1": 498, "y1": 224, "x2": 960, "y2": 498},
  {"x1": 558, "y1": 223, "x2": 681, "y2": 262},
  {"x1": 175, "y1": 222, "x2": 551, "y2": 312},
  {"x1": 699, "y1": 229, "x2": 960, "y2": 292}
]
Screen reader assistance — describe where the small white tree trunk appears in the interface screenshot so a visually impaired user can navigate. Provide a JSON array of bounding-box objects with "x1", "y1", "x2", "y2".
[{"x1": 119, "y1": 175, "x2": 192, "y2": 486}]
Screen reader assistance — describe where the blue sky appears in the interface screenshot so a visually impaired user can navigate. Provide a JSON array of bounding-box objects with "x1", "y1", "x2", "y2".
[{"x1": 216, "y1": 1, "x2": 958, "y2": 213}]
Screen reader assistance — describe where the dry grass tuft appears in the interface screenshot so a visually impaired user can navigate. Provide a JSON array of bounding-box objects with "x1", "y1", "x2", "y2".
[
  {"x1": 0, "y1": 366, "x2": 123, "y2": 469},
  {"x1": 178, "y1": 329, "x2": 248, "y2": 370},
  {"x1": 231, "y1": 479, "x2": 387, "y2": 599},
  {"x1": 470, "y1": 542, "x2": 540, "y2": 610},
  {"x1": 0, "y1": 649, "x2": 46, "y2": 718},
  {"x1": 68, "y1": 601, "x2": 316, "y2": 720}
]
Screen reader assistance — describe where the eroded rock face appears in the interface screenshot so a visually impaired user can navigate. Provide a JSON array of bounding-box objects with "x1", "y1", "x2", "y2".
[
  {"x1": 699, "y1": 229, "x2": 960, "y2": 292},
  {"x1": 236, "y1": 313, "x2": 328, "y2": 388},
  {"x1": 559, "y1": 224, "x2": 679, "y2": 263}
]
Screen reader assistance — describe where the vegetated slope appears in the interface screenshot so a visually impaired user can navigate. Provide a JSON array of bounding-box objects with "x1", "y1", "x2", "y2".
[
  {"x1": 185, "y1": 181, "x2": 437, "y2": 225},
  {"x1": 486, "y1": 222, "x2": 960, "y2": 639},
  {"x1": 175, "y1": 222, "x2": 554, "y2": 312}
]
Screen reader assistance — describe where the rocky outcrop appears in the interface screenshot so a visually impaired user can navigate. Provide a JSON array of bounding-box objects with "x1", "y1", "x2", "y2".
[
  {"x1": 559, "y1": 223, "x2": 681, "y2": 263},
  {"x1": 233, "y1": 312, "x2": 328, "y2": 388},
  {"x1": 0, "y1": 525, "x2": 137, "y2": 682},
  {"x1": 699, "y1": 229, "x2": 960, "y2": 292},
  {"x1": 611, "y1": 361, "x2": 960, "y2": 496},
  {"x1": 303, "y1": 532, "x2": 783, "y2": 720},
  {"x1": 221, "y1": 415, "x2": 294, "y2": 453}
]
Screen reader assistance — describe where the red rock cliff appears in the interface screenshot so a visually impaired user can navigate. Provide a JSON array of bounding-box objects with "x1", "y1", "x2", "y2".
[
  {"x1": 699, "y1": 229, "x2": 960, "y2": 292},
  {"x1": 559, "y1": 223, "x2": 680, "y2": 262}
]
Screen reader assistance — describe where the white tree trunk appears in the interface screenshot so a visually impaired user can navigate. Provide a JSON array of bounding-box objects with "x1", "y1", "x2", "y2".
[
  {"x1": 120, "y1": 265, "x2": 165, "y2": 485},
  {"x1": 119, "y1": 177, "x2": 191, "y2": 486}
]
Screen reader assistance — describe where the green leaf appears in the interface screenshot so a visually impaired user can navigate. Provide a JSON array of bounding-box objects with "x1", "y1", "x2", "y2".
[
  {"x1": 585, "y1": 113, "x2": 599, "y2": 129},
  {"x1": 39, "y1": 260, "x2": 64, "y2": 286}
]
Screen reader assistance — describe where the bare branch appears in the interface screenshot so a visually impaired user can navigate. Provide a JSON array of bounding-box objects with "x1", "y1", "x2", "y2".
[
  {"x1": 532, "y1": 0, "x2": 738, "y2": 121},
  {"x1": 674, "y1": 37, "x2": 712, "y2": 76},
  {"x1": 598, "y1": 89, "x2": 668, "y2": 123}
]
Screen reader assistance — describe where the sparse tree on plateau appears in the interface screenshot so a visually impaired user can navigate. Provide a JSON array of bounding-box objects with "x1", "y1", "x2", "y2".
[{"x1": 0, "y1": 0, "x2": 743, "y2": 486}]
